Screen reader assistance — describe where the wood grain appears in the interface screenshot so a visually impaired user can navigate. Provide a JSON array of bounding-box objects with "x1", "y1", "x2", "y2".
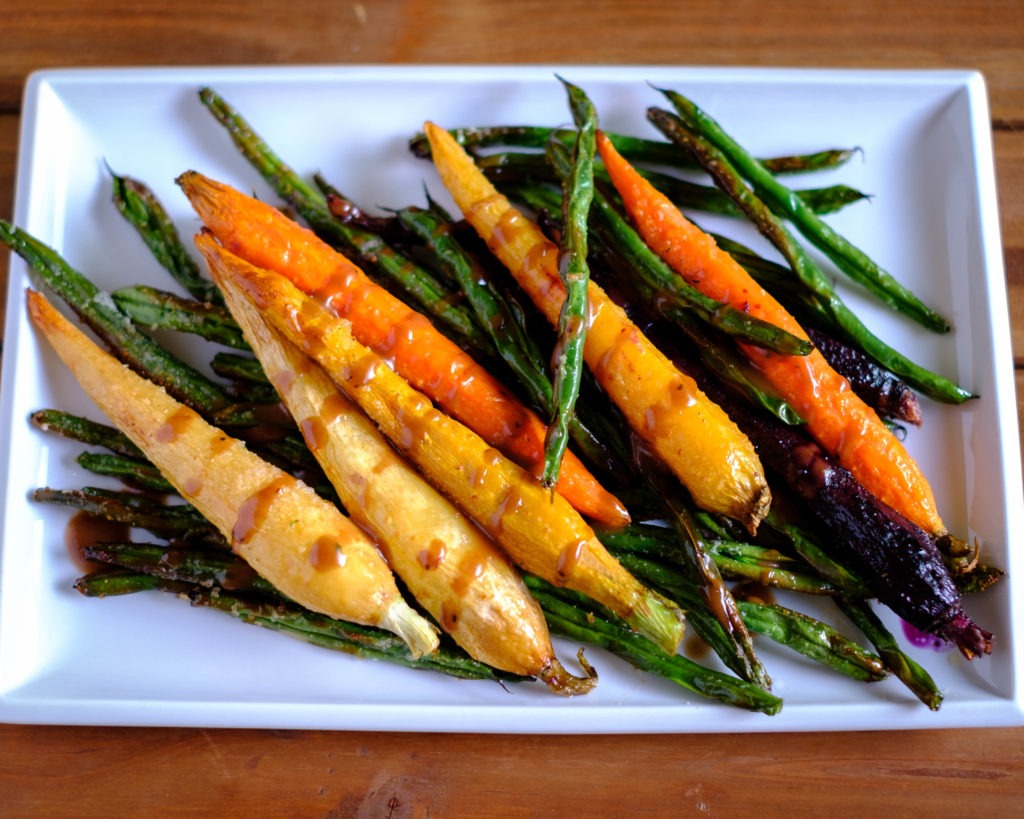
[
  {"x1": 1, "y1": 1, "x2": 1023, "y2": 115},
  {"x1": 2, "y1": 724, "x2": 1023, "y2": 817},
  {"x1": 1, "y1": 2, "x2": 1023, "y2": 816}
]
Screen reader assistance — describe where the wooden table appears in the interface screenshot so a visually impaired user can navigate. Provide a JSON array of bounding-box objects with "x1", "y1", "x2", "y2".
[{"x1": 2, "y1": 2, "x2": 1022, "y2": 815}]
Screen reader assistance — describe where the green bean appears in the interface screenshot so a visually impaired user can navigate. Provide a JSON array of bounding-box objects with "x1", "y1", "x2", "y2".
[
  {"x1": 610, "y1": 549, "x2": 762, "y2": 684},
  {"x1": 540, "y1": 147, "x2": 812, "y2": 357},
  {"x1": 74, "y1": 567, "x2": 175, "y2": 596},
  {"x1": 111, "y1": 285, "x2": 249, "y2": 349},
  {"x1": 737, "y1": 600, "x2": 887, "y2": 682},
  {"x1": 477, "y1": 151, "x2": 868, "y2": 217},
  {"x1": 191, "y1": 585, "x2": 523, "y2": 681},
  {"x1": 523, "y1": 575, "x2": 782, "y2": 713},
  {"x1": 662, "y1": 487, "x2": 770, "y2": 688},
  {"x1": 836, "y1": 596, "x2": 943, "y2": 710},
  {"x1": 83, "y1": 541, "x2": 280, "y2": 596},
  {"x1": 618, "y1": 553, "x2": 887, "y2": 683},
  {"x1": 78, "y1": 549, "x2": 518, "y2": 682},
  {"x1": 30, "y1": 409, "x2": 144, "y2": 459},
  {"x1": 542, "y1": 78, "x2": 597, "y2": 488},
  {"x1": 762, "y1": 510, "x2": 872, "y2": 597},
  {"x1": 652, "y1": 94, "x2": 949, "y2": 334},
  {"x1": 597, "y1": 519, "x2": 845, "y2": 597},
  {"x1": 645, "y1": 109, "x2": 974, "y2": 404},
  {"x1": 198, "y1": 87, "x2": 483, "y2": 347},
  {"x1": 33, "y1": 486, "x2": 223, "y2": 543},
  {"x1": 596, "y1": 521, "x2": 682, "y2": 563},
  {"x1": 0, "y1": 220, "x2": 230, "y2": 412},
  {"x1": 75, "y1": 451, "x2": 176, "y2": 494},
  {"x1": 109, "y1": 169, "x2": 223, "y2": 305},
  {"x1": 210, "y1": 351, "x2": 270, "y2": 385},
  {"x1": 410, "y1": 124, "x2": 857, "y2": 175},
  {"x1": 706, "y1": 540, "x2": 843, "y2": 596}
]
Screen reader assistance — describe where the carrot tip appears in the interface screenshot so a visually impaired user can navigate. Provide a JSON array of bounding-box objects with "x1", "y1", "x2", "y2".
[{"x1": 537, "y1": 650, "x2": 599, "y2": 696}]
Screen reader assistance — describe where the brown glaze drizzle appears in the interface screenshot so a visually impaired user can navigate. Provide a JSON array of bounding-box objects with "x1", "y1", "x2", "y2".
[
  {"x1": 231, "y1": 476, "x2": 292, "y2": 545},
  {"x1": 734, "y1": 580, "x2": 777, "y2": 607},
  {"x1": 471, "y1": 448, "x2": 505, "y2": 488},
  {"x1": 394, "y1": 395, "x2": 436, "y2": 450},
  {"x1": 286, "y1": 299, "x2": 329, "y2": 360},
  {"x1": 309, "y1": 535, "x2": 347, "y2": 572},
  {"x1": 451, "y1": 553, "x2": 486, "y2": 597},
  {"x1": 551, "y1": 314, "x2": 589, "y2": 367},
  {"x1": 155, "y1": 406, "x2": 195, "y2": 444},
  {"x1": 488, "y1": 485, "x2": 525, "y2": 533},
  {"x1": 65, "y1": 511, "x2": 130, "y2": 572},
  {"x1": 348, "y1": 352, "x2": 380, "y2": 389},
  {"x1": 381, "y1": 311, "x2": 434, "y2": 358},
  {"x1": 221, "y1": 560, "x2": 259, "y2": 590},
  {"x1": 417, "y1": 538, "x2": 446, "y2": 570},
  {"x1": 555, "y1": 539, "x2": 587, "y2": 584},
  {"x1": 642, "y1": 377, "x2": 698, "y2": 437},
  {"x1": 319, "y1": 392, "x2": 351, "y2": 426},
  {"x1": 209, "y1": 433, "x2": 234, "y2": 457},
  {"x1": 520, "y1": 240, "x2": 563, "y2": 308},
  {"x1": 314, "y1": 267, "x2": 362, "y2": 317},
  {"x1": 270, "y1": 368, "x2": 296, "y2": 397},
  {"x1": 299, "y1": 415, "x2": 329, "y2": 452},
  {"x1": 440, "y1": 599, "x2": 461, "y2": 632},
  {"x1": 684, "y1": 631, "x2": 713, "y2": 661},
  {"x1": 489, "y1": 204, "x2": 526, "y2": 250}
]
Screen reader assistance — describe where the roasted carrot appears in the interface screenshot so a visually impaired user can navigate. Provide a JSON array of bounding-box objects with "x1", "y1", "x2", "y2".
[
  {"x1": 26, "y1": 288, "x2": 439, "y2": 657},
  {"x1": 596, "y1": 131, "x2": 945, "y2": 536},
  {"x1": 201, "y1": 233, "x2": 594, "y2": 693},
  {"x1": 198, "y1": 239, "x2": 686, "y2": 655},
  {"x1": 423, "y1": 122, "x2": 771, "y2": 534},
  {"x1": 176, "y1": 171, "x2": 629, "y2": 530}
]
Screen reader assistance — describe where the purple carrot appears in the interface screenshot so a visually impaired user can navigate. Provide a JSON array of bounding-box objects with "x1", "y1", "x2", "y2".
[
  {"x1": 681, "y1": 356, "x2": 991, "y2": 659},
  {"x1": 808, "y1": 327, "x2": 922, "y2": 426}
]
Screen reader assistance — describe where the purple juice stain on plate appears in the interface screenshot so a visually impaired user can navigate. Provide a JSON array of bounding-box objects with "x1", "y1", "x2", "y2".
[{"x1": 901, "y1": 621, "x2": 955, "y2": 652}]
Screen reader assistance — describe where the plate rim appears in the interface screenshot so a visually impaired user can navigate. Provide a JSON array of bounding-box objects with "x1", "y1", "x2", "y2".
[{"x1": 2, "y1": 64, "x2": 1021, "y2": 732}]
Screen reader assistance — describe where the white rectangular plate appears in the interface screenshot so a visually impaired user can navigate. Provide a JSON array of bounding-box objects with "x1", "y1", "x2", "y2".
[{"x1": 1, "y1": 66, "x2": 1021, "y2": 732}]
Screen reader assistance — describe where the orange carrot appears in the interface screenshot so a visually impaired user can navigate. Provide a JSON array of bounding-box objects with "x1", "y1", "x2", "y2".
[
  {"x1": 424, "y1": 122, "x2": 771, "y2": 534},
  {"x1": 203, "y1": 234, "x2": 594, "y2": 692},
  {"x1": 196, "y1": 237, "x2": 687, "y2": 655},
  {"x1": 176, "y1": 171, "x2": 629, "y2": 529},
  {"x1": 597, "y1": 131, "x2": 945, "y2": 536}
]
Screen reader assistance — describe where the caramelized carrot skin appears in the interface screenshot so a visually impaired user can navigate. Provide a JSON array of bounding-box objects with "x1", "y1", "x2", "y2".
[
  {"x1": 424, "y1": 124, "x2": 770, "y2": 533},
  {"x1": 596, "y1": 131, "x2": 944, "y2": 536},
  {"x1": 205, "y1": 238, "x2": 563, "y2": 680},
  {"x1": 25, "y1": 289, "x2": 429, "y2": 642},
  {"x1": 196, "y1": 242, "x2": 685, "y2": 654},
  {"x1": 176, "y1": 172, "x2": 629, "y2": 528}
]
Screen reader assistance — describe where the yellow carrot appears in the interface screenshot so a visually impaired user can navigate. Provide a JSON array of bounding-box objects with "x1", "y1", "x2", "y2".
[
  {"x1": 596, "y1": 131, "x2": 945, "y2": 536},
  {"x1": 198, "y1": 238, "x2": 687, "y2": 655},
  {"x1": 176, "y1": 171, "x2": 629, "y2": 530},
  {"x1": 423, "y1": 121, "x2": 771, "y2": 533},
  {"x1": 202, "y1": 234, "x2": 594, "y2": 692},
  {"x1": 26, "y1": 288, "x2": 438, "y2": 657}
]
